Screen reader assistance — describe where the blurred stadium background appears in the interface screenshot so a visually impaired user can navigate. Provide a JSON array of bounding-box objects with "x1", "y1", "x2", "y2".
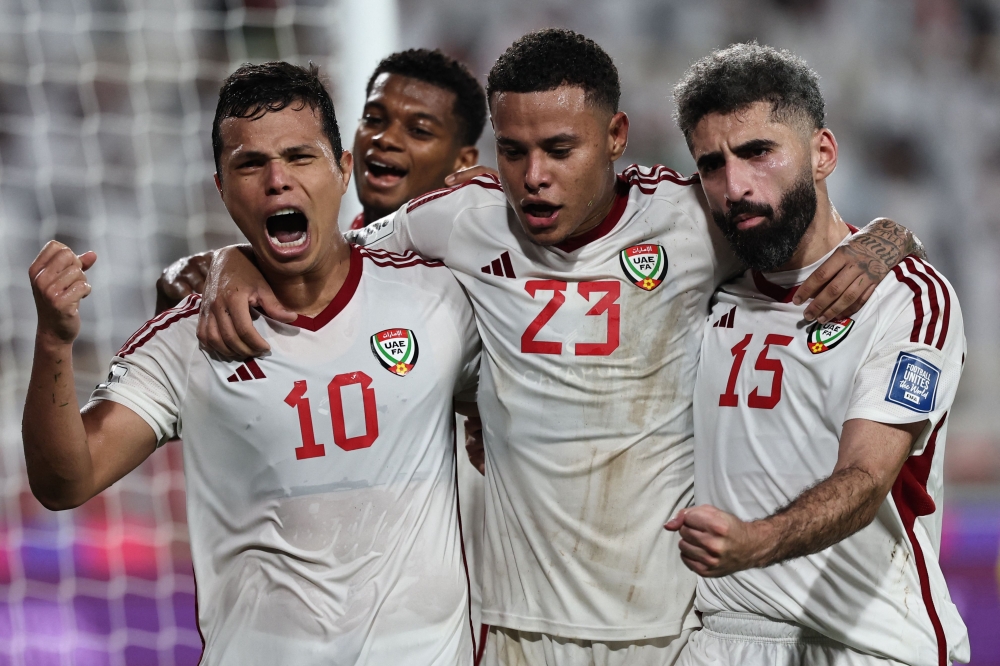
[{"x1": 1, "y1": 0, "x2": 998, "y2": 663}]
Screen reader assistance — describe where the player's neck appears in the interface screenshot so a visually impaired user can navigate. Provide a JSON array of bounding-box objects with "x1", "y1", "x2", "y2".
[
  {"x1": 263, "y1": 241, "x2": 354, "y2": 317},
  {"x1": 567, "y1": 169, "x2": 619, "y2": 238},
  {"x1": 777, "y1": 186, "x2": 849, "y2": 271}
]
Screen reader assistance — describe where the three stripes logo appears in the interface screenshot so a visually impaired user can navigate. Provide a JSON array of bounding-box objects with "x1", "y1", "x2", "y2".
[
  {"x1": 712, "y1": 307, "x2": 736, "y2": 329},
  {"x1": 227, "y1": 358, "x2": 266, "y2": 383},
  {"x1": 481, "y1": 251, "x2": 517, "y2": 279},
  {"x1": 371, "y1": 328, "x2": 419, "y2": 376}
]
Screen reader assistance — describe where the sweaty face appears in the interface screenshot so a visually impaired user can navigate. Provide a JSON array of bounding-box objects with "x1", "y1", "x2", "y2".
[
  {"x1": 492, "y1": 86, "x2": 624, "y2": 246},
  {"x1": 354, "y1": 73, "x2": 469, "y2": 219},
  {"x1": 711, "y1": 170, "x2": 817, "y2": 271},
  {"x1": 216, "y1": 105, "x2": 352, "y2": 278},
  {"x1": 691, "y1": 101, "x2": 819, "y2": 272}
]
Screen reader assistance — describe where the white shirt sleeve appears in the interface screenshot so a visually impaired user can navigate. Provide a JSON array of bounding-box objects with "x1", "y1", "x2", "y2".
[
  {"x1": 845, "y1": 261, "x2": 966, "y2": 455},
  {"x1": 89, "y1": 296, "x2": 200, "y2": 447},
  {"x1": 346, "y1": 187, "x2": 465, "y2": 259}
]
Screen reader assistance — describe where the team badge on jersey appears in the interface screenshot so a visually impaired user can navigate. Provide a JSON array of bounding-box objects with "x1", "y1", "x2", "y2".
[
  {"x1": 806, "y1": 317, "x2": 854, "y2": 354},
  {"x1": 370, "y1": 328, "x2": 419, "y2": 376},
  {"x1": 619, "y1": 244, "x2": 667, "y2": 291},
  {"x1": 886, "y1": 352, "x2": 940, "y2": 413}
]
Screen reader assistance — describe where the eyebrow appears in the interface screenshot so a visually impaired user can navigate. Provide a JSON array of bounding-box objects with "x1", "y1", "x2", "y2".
[
  {"x1": 363, "y1": 101, "x2": 445, "y2": 126},
  {"x1": 695, "y1": 138, "x2": 778, "y2": 170},
  {"x1": 495, "y1": 132, "x2": 579, "y2": 148},
  {"x1": 230, "y1": 144, "x2": 318, "y2": 162}
]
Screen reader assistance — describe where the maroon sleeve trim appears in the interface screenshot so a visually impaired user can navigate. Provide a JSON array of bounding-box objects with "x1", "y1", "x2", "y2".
[
  {"x1": 406, "y1": 174, "x2": 504, "y2": 213},
  {"x1": 117, "y1": 295, "x2": 201, "y2": 358}
]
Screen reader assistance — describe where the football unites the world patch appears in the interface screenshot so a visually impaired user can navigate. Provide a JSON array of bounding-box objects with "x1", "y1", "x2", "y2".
[
  {"x1": 619, "y1": 244, "x2": 667, "y2": 291},
  {"x1": 370, "y1": 328, "x2": 419, "y2": 376},
  {"x1": 885, "y1": 352, "x2": 940, "y2": 413},
  {"x1": 806, "y1": 317, "x2": 855, "y2": 354}
]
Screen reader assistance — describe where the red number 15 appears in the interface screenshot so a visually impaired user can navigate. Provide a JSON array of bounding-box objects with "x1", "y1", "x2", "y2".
[{"x1": 719, "y1": 333, "x2": 793, "y2": 409}]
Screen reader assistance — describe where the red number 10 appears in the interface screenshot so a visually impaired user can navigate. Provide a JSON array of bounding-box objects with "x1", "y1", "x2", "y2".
[{"x1": 284, "y1": 372, "x2": 380, "y2": 459}]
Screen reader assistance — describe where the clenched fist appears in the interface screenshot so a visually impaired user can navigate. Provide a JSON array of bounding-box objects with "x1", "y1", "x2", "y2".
[
  {"x1": 155, "y1": 250, "x2": 213, "y2": 315},
  {"x1": 29, "y1": 241, "x2": 97, "y2": 344},
  {"x1": 664, "y1": 504, "x2": 773, "y2": 578}
]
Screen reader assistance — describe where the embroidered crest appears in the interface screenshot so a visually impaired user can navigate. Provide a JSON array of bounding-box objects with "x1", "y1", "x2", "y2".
[
  {"x1": 619, "y1": 244, "x2": 667, "y2": 291},
  {"x1": 806, "y1": 318, "x2": 854, "y2": 354},
  {"x1": 370, "y1": 328, "x2": 419, "y2": 376}
]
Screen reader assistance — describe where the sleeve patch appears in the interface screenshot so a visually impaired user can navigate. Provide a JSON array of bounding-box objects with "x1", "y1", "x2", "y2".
[
  {"x1": 350, "y1": 216, "x2": 395, "y2": 247},
  {"x1": 885, "y1": 352, "x2": 940, "y2": 413},
  {"x1": 97, "y1": 362, "x2": 128, "y2": 389}
]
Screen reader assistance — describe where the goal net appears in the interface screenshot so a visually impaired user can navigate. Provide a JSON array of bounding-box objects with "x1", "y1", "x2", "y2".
[{"x1": 0, "y1": 1, "x2": 343, "y2": 663}]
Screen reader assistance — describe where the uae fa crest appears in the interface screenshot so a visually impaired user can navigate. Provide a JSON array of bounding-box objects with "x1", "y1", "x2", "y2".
[
  {"x1": 619, "y1": 244, "x2": 667, "y2": 291},
  {"x1": 370, "y1": 328, "x2": 419, "y2": 376}
]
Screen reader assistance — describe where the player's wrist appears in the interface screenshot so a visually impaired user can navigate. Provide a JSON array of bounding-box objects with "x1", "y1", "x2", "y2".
[{"x1": 35, "y1": 325, "x2": 78, "y2": 351}]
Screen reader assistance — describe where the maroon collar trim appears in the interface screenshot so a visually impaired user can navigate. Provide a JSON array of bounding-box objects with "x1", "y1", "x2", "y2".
[
  {"x1": 349, "y1": 212, "x2": 366, "y2": 230},
  {"x1": 751, "y1": 222, "x2": 859, "y2": 302},
  {"x1": 751, "y1": 270, "x2": 800, "y2": 303},
  {"x1": 289, "y1": 245, "x2": 363, "y2": 331},
  {"x1": 555, "y1": 177, "x2": 630, "y2": 253}
]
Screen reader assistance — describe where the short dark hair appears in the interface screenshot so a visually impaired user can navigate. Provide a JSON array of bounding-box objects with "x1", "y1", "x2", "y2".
[
  {"x1": 366, "y1": 49, "x2": 487, "y2": 147},
  {"x1": 212, "y1": 61, "x2": 343, "y2": 176},
  {"x1": 486, "y1": 29, "x2": 621, "y2": 113},
  {"x1": 673, "y1": 43, "x2": 825, "y2": 145}
]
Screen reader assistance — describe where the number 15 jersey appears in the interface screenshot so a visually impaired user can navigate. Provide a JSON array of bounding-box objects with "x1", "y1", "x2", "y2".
[
  {"x1": 91, "y1": 246, "x2": 482, "y2": 665},
  {"x1": 693, "y1": 249, "x2": 969, "y2": 665},
  {"x1": 352, "y1": 168, "x2": 740, "y2": 640}
]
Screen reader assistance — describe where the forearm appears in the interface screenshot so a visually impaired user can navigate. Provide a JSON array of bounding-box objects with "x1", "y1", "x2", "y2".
[
  {"x1": 22, "y1": 333, "x2": 96, "y2": 509},
  {"x1": 751, "y1": 466, "x2": 884, "y2": 567},
  {"x1": 851, "y1": 217, "x2": 927, "y2": 266}
]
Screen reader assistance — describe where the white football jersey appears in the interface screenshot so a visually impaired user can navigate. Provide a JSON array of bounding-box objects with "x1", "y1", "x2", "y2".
[
  {"x1": 693, "y1": 249, "x2": 970, "y2": 665},
  {"x1": 351, "y1": 167, "x2": 740, "y2": 640},
  {"x1": 91, "y1": 247, "x2": 482, "y2": 666}
]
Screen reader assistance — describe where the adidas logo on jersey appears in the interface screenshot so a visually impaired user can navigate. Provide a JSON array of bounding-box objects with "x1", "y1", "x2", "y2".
[
  {"x1": 226, "y1": 359, "x2": 266, "y2": 382},
  {"x1": 712, "y1": 307, "x2": 736, "y2": 328},
  {"x1": 481, "y1": 251, "x2": 517, "y2": 279}
]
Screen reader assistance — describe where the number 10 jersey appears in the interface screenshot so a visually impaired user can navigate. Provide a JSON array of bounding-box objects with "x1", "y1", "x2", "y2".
[{"x1": 91, "y1": 246, "x2": 482, "y2": 665}]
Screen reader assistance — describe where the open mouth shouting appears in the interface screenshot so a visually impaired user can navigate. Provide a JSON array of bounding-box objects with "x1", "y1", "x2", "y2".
[
  {"x1": 520, "y1": 200, "x2": 564, "y2": 231},
  {"x1": 265, "y1": 207, "x2": 311, "y2": 258},
  {"x1": 364, "y1": 157, "x2": 409, "y2": 190}
]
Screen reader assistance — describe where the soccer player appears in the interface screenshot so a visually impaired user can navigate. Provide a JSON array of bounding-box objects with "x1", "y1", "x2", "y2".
[
  {"x1": 667, "y1": 44, "x2": 969, "y2": 665},
  {"x1": 23, "y1": 62, "x2": 482, "y2": 664},
  {"x1": 195, "y1": 31, "x2": 922, "y2": 666},
  {"x1": 155, "y1": 48, "x2": 486, "y2": 312}
]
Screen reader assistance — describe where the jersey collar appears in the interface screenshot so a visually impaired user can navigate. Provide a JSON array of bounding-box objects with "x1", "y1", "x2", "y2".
[
  {"x1": 289, "y1": 245, "x2": 363, "y2": 331},
  {"x1": 750, "y1": 223, "x2": 859, "y2": 303},
  {"x1": 349, "y1": 212, "x2": 366, "y2": 230},
  {"x1": 554, "y1": 176, "x2": 630, "y2": 253}
]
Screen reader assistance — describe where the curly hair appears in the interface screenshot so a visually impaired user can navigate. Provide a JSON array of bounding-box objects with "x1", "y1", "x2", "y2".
[
  {"x1": 212, "y1": 61, "x2": 343, "y2": 177},
  {"x1": 673, "y1": 42, "x2": 825, "y2": 145},
  {"x1": 367, "y1": 49, "x2": 487, "y2": 147},
  {"x1": 486, "y1": 28, "x2": 620, "y2": 113}
]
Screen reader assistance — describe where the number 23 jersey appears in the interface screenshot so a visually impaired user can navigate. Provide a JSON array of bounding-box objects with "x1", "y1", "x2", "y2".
[
  {"x1": 693, "y1": 251, "x2": 969, "y2": 665},
  {"x1": 91, "y1": 246, "x2": 482, "y2": 666},
  {"x1": 352, "y1": 168, "x2": 739, "y2": 640}
]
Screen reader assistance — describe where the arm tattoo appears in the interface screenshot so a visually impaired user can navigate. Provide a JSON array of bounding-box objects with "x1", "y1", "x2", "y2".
[
  {"x1": 843, "y1": 218, "x2": 927, "y2": 284},
  {"x1": 751, "y1": 466, "x2": 883, "y2": 567}
]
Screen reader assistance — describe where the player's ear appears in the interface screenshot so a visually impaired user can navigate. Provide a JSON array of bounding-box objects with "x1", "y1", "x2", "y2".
[
  {"x1": 608, "y1": 111, "x2": 629, "y2": 162},
  {"x1": 214, "y1": 173, "x2": 223, "y2": 197},
  {"x1": 813, "y1": 128, "x2": 837, "y2": 181},
  {"x1": 338, "y1": 150, "x2": 353, "y2": 189},
  {"x1": 453, "y1": 145, "x2": 479, "y2": 172}
]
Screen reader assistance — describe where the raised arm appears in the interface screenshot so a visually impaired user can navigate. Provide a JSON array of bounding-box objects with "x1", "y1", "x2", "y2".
[
  {"x1": 797, "y1": 217, "x2": 926, "y2": 324},
  {"x1": 24, "y1": 241, "x2": 158, "y2": 510},
  {"x1": 665, "y1": 418, "x2": 925, "y2": 577}
]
